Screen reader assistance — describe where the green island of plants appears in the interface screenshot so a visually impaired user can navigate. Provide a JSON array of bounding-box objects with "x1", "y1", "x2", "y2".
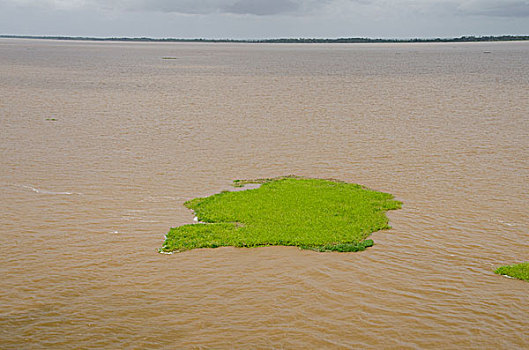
[
  {"x1": 160, "y1": 176, "x2": 402, "y2": 253},
  {"x1": 495, "y1": 262, "x2": 529, "y2": 282}
]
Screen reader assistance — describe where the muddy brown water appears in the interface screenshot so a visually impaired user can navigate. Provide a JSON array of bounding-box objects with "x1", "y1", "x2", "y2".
[{"x1": 1, "y1": 39, "x2": 528, "y2": 349}]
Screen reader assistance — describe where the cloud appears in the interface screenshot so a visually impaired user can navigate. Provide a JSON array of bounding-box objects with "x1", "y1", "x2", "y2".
[
  {"x1": 223, "y1": 0, "x2": 299, "y2": 15},
  {"x1": 126, "y1": 0, "x2": 231, "y2": 15},
  {"x1": 0, "y1": 0, "x2": 335, "y2": 16},
  {"x1": 0, "y1": 0, "x2": 90, "y2": 10},
  {"x1": 2, "y1": 0, "x2": 529, "y2": 17},
  {"x1": 1, "y1": 0, "x2": 528, "y2": 38},
  {"x1": 367, "y1": 0, "x2": 529, "y2": 18},
  {"x1": 457, "y1": 0, "x2": 529, "y2": 17},
  {"x1": 127, "y1": 0, "x2": 330, "y2": 15}
]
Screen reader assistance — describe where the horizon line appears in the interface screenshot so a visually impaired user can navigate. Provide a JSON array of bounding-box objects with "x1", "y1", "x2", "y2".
[
  {"x1": 2, "y1": 34, "x2": 529, "y2": 43},
  {"x1": 1, "y1": 34, "x2": 529, "y2": 43}
]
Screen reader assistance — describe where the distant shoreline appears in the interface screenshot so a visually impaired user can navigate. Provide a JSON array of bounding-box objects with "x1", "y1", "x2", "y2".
[{"x1": 1, "y1": 34, "x2": 529, "y2": 44}]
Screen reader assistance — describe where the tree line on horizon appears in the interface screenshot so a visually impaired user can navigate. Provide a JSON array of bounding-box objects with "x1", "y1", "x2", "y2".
[{"x1": 1, "y1": 34, "x2": 528, "y2": 43}]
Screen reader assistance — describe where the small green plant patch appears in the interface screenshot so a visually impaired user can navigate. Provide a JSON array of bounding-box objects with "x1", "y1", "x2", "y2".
[
  {"x1": 160, "y1": 177, "x2": 402, "y2": 253},
  {"x1": 495, "y1": 262, "x2": 529, "y2": 281}
]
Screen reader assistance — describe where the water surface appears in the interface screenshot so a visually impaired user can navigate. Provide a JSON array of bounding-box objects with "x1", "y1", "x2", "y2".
[{"x1": 1, "y1": 39, "x2": 528, "y2": 348}]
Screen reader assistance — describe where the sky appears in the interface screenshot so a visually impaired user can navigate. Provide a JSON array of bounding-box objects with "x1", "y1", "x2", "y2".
[{"x1": 0, "y1": 0, "x2": 528, "y2": 39}]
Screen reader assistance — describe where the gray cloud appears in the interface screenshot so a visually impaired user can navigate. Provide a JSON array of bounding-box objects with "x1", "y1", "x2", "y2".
[
  {"x1": 0, "y1": 0, "x2": 341, "y2": 16},
  {"x1": 1, "y1": 0, "x2": 528, "y2": 38},
  {"x1": 366, "y1": 0, "x2": 529, "y2": 18},
  {"x1": 128, "y1": 0, "x2": 330, "y2": 15},
  {"x1": 2, "y1": 0, "x2": 529, "y2": 18},
  {"x1": 457, "y1": 0, "x2": 529, "y2": 17},
  {"x1": 223, "y1": 0, "x2": 299, "y2": 15},
  {"x1": 128, "y1": 0, "x2": 231, "y2": 14}
]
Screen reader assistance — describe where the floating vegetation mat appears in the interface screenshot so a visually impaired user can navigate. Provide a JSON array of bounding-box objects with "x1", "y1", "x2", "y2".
[
  {"x1": 495, "y1": 262, "x2": 529, "y2": 282},
  {"x1": 160, "y1": 177, "x2": 402, "y2": 253}
]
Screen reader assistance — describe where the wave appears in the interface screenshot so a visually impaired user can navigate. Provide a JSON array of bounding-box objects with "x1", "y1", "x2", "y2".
[{"x1": 9, "y1": 184, "x2": 82, "y2": 195}]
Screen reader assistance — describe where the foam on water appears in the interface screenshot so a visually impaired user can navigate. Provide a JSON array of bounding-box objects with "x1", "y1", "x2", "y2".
[{"x1": 11, "y1": 184, "x2": 82, "y2": 195}]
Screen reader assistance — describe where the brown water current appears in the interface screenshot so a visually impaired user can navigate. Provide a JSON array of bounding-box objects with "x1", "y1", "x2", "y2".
[{"x1": 1, "y1": 39, "x2": 528, "y2": 348}]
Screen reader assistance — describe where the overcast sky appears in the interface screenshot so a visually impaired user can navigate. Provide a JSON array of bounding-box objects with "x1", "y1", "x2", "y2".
[{"x1": 1, "y1": 0, "x2": 528, "y2": 39}]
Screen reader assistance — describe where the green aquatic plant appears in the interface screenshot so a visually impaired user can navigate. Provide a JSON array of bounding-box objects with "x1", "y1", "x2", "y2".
[
  {"x1": 495, "y1": 262, "x2": 529, "y2": 281},
  {"x1": 161, "y1": 177, "x2": 402, "y2": 253}
]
